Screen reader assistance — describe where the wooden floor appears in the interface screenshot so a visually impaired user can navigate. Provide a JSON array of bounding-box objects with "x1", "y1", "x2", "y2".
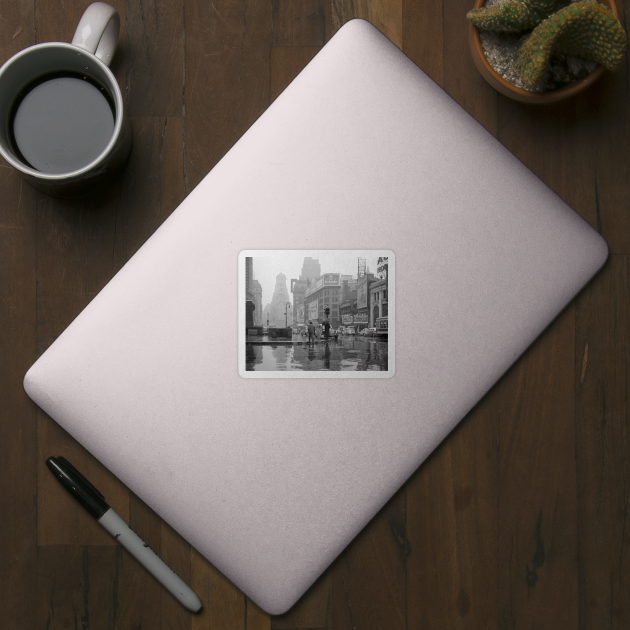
[{"x1": 1, "y1": 0, "x2": 629, "y2": 628}]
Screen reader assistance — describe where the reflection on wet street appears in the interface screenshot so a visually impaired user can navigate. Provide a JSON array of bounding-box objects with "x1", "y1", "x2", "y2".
[{"x1": 245, "y1": 338, "x2": 389, "y2": 371}]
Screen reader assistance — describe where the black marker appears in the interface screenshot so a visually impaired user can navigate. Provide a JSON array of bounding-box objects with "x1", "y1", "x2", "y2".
[{"x1": 46, "y1": 456, "x2": 202, "y2": 612}]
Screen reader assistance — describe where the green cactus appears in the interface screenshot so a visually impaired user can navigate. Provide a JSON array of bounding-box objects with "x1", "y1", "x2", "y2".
[
  {"x1": 467, "y1": 0, "x2": 568, "y2": 33},
  {"x1": 516, "y1": 1, "x2": 627, "y2": 85}
]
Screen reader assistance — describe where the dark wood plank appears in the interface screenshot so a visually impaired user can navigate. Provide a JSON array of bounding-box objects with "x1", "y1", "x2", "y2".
[
  {"x1": 402, "y1": 0, "x2": 444, "y2": 88},
  {"x1": 108, "y1": 494, "x2": 193, "y2": 629},
  {"x1": 497, "y1": 305, "x2": 579, "y2": 628},
  {"x1": 0, "y1": 0, "x2": 36, "y2": 54},
  {"x1": 582, "y1": 72, "x2": 630, "y2": 254},
  {"x1": 159, "y1": 117, "x2": 187, "y2": 219},
  {"x1": 331, "y1": 0, "x2": 402, "y2": 48},
  {"x1": 0, "y1": 128, "x2": 38, "y2": 630},
  {"x1": 407, "y1": 393, "x2": 499, "y2": 629},
  {"x1": 184, "y1": 0, "x2": 272, "y2": 192},
  {"x1": 0, "y1": 5, "x2": 39, "y2": 629},
  {"x1": 272, "y1": 0, "x2": 331, "y2": 47},
  {"x1": 190, "y1": 549, "x2": 248, "y2": 630},
  {"x1": 271, "y1": 573, "x2": 332, "y2": 629},
  {"x1": 36, "y1": 545, "x2": 119, "y2": 630},
  {"x1": 443, "y1": 0, "x2": 498, "y2": 132},
  {"x1": 270, "y1": 47, "x2": 321, "y2": 103},
  {"x1": 576, "y1": 256, "x2": 630, "y2": 629},
  {"x1": 125, "y1": 0, "x2": 184, "y2": 117},
  {"x1": 330, "y1": 486, "x2": 407, "y2": 630},
  {"x1": 491, "y1": 17, "x2": 629, "y2": 627},
  {"x1": 112, "y1": 116, "x2": 185, "y2": 270},
  {"x1": 495, "y1": 72, "x2": 630, "y2": 258},
  {"x1": 37, "y1": 416, "x2": 130, "y2": 546},
  {"x1": 496, "y1": 97, "x2": 598, "y2": 224}
]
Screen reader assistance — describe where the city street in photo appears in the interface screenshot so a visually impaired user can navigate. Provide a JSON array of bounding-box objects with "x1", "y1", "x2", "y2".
[{"x1": 238, "y1": 250, "x2": 394, "y2": 377}]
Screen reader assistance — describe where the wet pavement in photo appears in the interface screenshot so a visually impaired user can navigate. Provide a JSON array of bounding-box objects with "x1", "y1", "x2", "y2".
[{"x1": 245, "y1": 336, "x2": 389, "y2": 371}]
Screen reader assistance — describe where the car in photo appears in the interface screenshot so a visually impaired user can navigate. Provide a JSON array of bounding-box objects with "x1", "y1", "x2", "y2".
[
  {"x1": 345, "y1": 326, "x2": 356, "y2": 336},
  {"x1": 364, "y1": 327, "x2": 377, "y2": 337}
]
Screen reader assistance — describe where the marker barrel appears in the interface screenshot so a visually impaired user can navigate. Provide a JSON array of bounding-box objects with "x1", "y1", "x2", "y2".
[{"x1": 98, "y1": 508, "x2": 202, "y2": 612}]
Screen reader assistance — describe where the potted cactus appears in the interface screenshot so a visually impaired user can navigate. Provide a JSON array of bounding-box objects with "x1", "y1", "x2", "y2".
[{"x1": 467, "y1": 0, "x2": 627, "y2": 102}]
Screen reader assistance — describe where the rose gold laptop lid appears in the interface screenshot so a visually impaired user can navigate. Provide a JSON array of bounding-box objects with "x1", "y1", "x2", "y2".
[{"x1": 23, "y1": 19, "x2": 607, "y2": 614}]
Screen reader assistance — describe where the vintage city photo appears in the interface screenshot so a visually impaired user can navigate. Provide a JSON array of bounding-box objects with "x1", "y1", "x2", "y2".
[{"x1": 238, "y1": 250, "x2": 394, "y2": 377}]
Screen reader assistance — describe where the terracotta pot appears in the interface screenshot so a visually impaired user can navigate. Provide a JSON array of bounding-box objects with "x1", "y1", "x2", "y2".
[{"x1": 468, "y1": 0, "x2": 619, "y2": 103}]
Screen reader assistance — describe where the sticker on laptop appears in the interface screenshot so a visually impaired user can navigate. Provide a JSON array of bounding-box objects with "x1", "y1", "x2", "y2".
[{"x1": 238, "y1": 250, "x2": 394, "y2": 378}]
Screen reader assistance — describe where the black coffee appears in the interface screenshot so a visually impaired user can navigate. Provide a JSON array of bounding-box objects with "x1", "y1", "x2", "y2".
[{"x1": 10, "y1": 73, "x2": 115, "y2": 174}]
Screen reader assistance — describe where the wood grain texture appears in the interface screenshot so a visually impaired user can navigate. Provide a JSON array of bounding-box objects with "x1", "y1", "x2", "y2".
[
  {"x1": 0, "y1": 6, "x2": 39, "y2": 629},
  {"x1": 114, "y1": 495, "x2": 193, "y2": 629},
  {"x1": 332, "y1": 0, "x2": 403, "y2": 48},
  {"x1": 1, "y1": 0, "x2": 629, "y2": 627},
  {"x1": 271, "y1": 0, "x2": 332, "y2": 46},
  {"x1": 270, "y1": 47, "x2": 322, "y2": 103},
  {"x1": 184, "y1": 0, "x2": 271, "y2": 191},
  {"x1": 497, "y1": 305, "x2": 579, "y2": 629},
  {"x1": 576, "y1": 256, "x2": 630, "y2": 629},
  {"x1": 403, "y1": 0, "x2": 444, "y2": 88},
  {"x1": 190, "y1": 549, "x2": 249, "y2": 630},
  {"x1": 495, "y1": 77, "x2": 629, "y2": 256},
  {"x1": 0, "y1": 147, "x2": 38, "y2": 630},
  {"x1": 443, "y1": 0, "x2": 498, "y2": 132},
  {"x1": 407, "y1": 393, "x2": 498, "y2": 629},
  {"x1": 37, "y1": 416, "x2": 129, "y2": 546},
  {"x1": 36, "y1": 545, "x2": 119, "y2": 630},
  {"x1": 271, "y1": 573, "x2": 332, "y2": 629},
  {"x1": 331, "y1": 486, "x2": 408, "y2": 630},
  {"x1": 125, "y1": 0, "x2": 184, "y2": 117}
]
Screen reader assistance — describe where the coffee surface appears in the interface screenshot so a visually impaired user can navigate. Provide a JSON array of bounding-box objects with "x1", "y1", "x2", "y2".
[{"x1": 12, "y1": 74, "x2": 115, "y2": 174}]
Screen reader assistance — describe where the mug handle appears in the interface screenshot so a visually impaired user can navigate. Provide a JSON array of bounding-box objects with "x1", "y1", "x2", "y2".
[{"x1": 71, "y1": 2, "x2": 120, "y2": 67}]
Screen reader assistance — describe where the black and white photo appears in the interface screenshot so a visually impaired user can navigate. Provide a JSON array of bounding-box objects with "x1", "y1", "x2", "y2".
[{"x1": 239, "y1": 250, "x2": 394, "y2": 377}]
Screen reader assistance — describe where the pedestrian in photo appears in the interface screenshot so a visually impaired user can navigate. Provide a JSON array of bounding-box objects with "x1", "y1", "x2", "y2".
[
  {"x1": 323, "y1": 320, "x2": 330, "y2": 339},
  {"x1": 307, "y1": 320, "x2": 316, "y2": 344}
]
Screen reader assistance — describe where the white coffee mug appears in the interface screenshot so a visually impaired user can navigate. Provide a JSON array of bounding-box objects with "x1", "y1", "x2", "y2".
[{"x1": 0, "y1": 2, "x2": 132, "y2": 197}]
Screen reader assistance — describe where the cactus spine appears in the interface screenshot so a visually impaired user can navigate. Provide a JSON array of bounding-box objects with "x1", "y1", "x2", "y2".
[
  {"x1": 516, "y1": 1, "x2": 627, "y2": 85},
  {"x1": 467, "y1": 0, "x2": 568, "y2": 33}
]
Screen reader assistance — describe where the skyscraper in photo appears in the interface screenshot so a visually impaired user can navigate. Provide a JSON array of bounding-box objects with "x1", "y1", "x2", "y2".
[
  {"x1": 291, "y1": 257, "x2": 321, "y2": 326},
  {"x1": 300, "y1": 257, "x2": 321, "y2": 283},
  {"x1": 270, "y1": 273, "x2": 292, "y2": 326}
]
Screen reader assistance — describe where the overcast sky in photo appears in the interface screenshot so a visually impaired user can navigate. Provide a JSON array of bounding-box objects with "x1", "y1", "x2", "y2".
[{"x1": 251, "y1": 250, "x2": 388, "y2": 308}]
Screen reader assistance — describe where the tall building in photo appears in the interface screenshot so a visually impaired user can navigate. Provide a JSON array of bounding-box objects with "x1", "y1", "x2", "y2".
[
  {"x1": 357, "y1": 257, "x2": 367, "y2": 278},
  {"x1": 302, "y1": 273, "x2": 343, "y2": 328},
  {"x1": 370, "y1": 257, "x2": 389, "y2": 336},
  {"x1": 300, "y1": 257, "x2": 321, "y2": 283},
  {"x1": 247, "y1": 258, "x2": 264, "y2": 327},
  {"x1": 262, "y1": 303, "x2": 271, "y2": 326},
  {"x1": 291, "y1": 257, "x2": 321, "y2": 327},
  {"x1": 270, "y1": 273, "x2": 292, "y2": 326},
  {"x1": 251, "y1": 279, "x2": 263, "y2": 325},
  {"x1": 291, "y1": 278, "x2": 306, "y2": 326},
  {"x1": 355, "y1": 272, "x2": 374, "y2": 331},
  {"x1": 245, "y1": 257, "x2": 255, "y2": 330}
]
